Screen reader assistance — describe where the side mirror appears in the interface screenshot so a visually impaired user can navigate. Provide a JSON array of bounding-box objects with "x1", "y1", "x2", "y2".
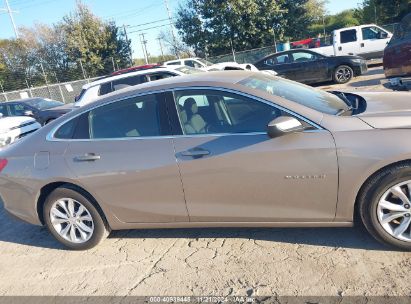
[
  {"x1": 267, "y1": 116, "x2": 304, "y2": 138},
  {"x1": 379, "y1": 32, "x2": 388, "y2": 39},
  {"x1": 23, "y1": 110, "x2": 34, "y2": 117}
]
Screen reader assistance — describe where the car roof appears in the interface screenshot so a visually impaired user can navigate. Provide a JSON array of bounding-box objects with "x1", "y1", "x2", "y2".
[
  {"x1": 83, "y1": 65, "x2": 187, "y2": 89},
  {"x1": 92, "y1": 70, "x2": 253, "y2": 103}
]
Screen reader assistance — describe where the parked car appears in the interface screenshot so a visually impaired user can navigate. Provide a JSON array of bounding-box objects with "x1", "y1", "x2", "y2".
[
  {"x1": 164, "y1": 57, "x2": 262, "y2": 72},
  {"x1": 313, "y1": 24, "x2": 392, "y2": 59},
  {"x1": 75, "y1": 65, "x2": 204, "y2": 107},
  {"x1": 0, "y1": 115, "x2": 40, "y2": 148},
  {"x1": 254, "y1": 49, "x2": 367, "y2": 84},
  {"x1": 2, "y1": 71, "x2": 411, "y2": 250},
  {"x1": 0, "y1": 98, "x2": 73, "y2": 125},
  {"x1": 383, "y1": 13, "x2": 411, "y2": 90}
]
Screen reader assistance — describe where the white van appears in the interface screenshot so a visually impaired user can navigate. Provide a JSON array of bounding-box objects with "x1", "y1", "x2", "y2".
[{"x1": 315, "y1": 24, "x2": 392, "y2": 59}]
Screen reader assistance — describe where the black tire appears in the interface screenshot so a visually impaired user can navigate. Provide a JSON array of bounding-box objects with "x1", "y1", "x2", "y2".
[
  {"x1": 358, "y1": 163, "x2": 411, "y2": 250},
  {"x1": 43, "y1": 185, "x2": 110, "y2": 250},
  {"x1": 333, "y1": 65, "x2": 354, "y2": 84}
]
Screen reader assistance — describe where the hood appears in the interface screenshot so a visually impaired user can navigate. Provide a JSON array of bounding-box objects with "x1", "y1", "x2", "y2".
[
  {"x1": 44, "y1": 103, "x2": 75, "y2": 112},
  {"x1": 355, "y1": 91, "x2": 411, "y2": 128},
  {"x1": 0, "y1": 116, "x2": 37, "y2": 133}
]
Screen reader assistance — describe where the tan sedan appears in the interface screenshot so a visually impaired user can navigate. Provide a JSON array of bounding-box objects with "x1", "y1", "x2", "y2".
[{"x1": 1, "y1": 71, "x2": 411, "y2": 250}]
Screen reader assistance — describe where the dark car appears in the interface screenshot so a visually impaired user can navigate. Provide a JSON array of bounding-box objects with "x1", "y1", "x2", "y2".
[
  {"x1": 0, "y1": 98, "x2": 73, "y2": 125},
  {"x1": 383, "y1": 13, "x2": 411, "y2": 90},
  {"x1": 254, "y1": 49, "x2": 368, "y2": 84}
]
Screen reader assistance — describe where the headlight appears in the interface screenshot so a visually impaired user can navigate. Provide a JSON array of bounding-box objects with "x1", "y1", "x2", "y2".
[
  {"x1": 0, "y1": 137, "x2": 12, "y2": 147},
  {"x1": 351, "y1": 59, "x2": 364, "y2": 64}
]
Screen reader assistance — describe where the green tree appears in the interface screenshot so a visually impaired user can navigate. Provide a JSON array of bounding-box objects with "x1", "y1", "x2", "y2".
[
  {"x1": 309, "y1": 9, "x2": 361, "y2": 36},
  {"x1": 60, "y1": 1, "x2": 131, "y2": 77},
  {"x1": 356, "y1": 0, "x2": 411, "y2": 24},
  {"x1": 175, "y1": 0, "x2": 325, "y2": 57}
]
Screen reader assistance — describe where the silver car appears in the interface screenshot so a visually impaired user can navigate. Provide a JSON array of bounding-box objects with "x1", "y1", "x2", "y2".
[{"x1": 1, "y1": 71, "x2": 411, "y2": 250}]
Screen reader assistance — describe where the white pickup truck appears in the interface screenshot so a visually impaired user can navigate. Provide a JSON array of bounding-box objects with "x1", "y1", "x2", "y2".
[{"x1": 314, "y1": 24, "x2": 392, "y2": 60}]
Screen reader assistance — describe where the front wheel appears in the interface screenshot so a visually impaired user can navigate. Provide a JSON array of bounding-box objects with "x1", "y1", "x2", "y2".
[
  {"x1": 43, "y1": 186, "x2": 110, "y2": 250},
  {"x1": 359, "y1": 164, "x2": 411, "y2": 250},
  {"x1": 333, "y1": 65, "x2": 353, "y2": 84}
]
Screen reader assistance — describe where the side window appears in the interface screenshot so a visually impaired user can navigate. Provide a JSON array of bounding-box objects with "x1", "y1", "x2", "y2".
[
  {"x1": 0, "y1": 104, "x2": 8, "y2": 116},
  {"x1": 99, "y1": 83, "x2": 112, "y2": 96},
  {"x1": 340, "y1": 29, "x2": 357, "y2": 43},
  {"x1": 54, "y1": 117, "x2": 79, "y2": 139},
  {"x1": 265, "y1": 54, "x2": 290, "y2": 65},
  {"x1": 147, "y1": 72, "x2": 175, "y2": 81},
  {"x1": 362, "y1": 26, "x2": 387, "y2": 40},
  {"x1": 184, "y1": 60, "x2": 196, "y2": 68},
  {"x1": 89, "y1": 94, "x2": 169, "y2": 139},
  {"x1": 175, "y1": 90, "x2": 284, "y2": 135},
  {"x1": 291, "y1": 51, "x2": 317, "y2": 62},
  {"x1": 166, "y1": 61, "x2": 181, "y2": 65},
  {"x1": 9, "y1": 104, "x2": 29, "y2": 116},
  {"x1": 112, "y1": 75, "x2": 144, "y2": 92}
]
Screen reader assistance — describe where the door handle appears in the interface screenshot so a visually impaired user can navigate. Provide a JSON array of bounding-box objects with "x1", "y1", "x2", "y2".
[
  {"x1": 74, "y1": 153, "x2": 101, "y2": 162},
  {"x1": 338, "y1": 46, "x2": 342, "y2": 51},
  {"x1": 180, "y1": 148, "x2": 210, "y2": 157},
  {"x1": 361, "y1": 43, "x2": 365, "y2": 47}
]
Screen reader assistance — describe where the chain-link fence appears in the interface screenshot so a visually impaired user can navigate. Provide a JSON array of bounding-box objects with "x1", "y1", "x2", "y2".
[{"x1": 0, "y1": 78, "x2": 99, "y2": 104}]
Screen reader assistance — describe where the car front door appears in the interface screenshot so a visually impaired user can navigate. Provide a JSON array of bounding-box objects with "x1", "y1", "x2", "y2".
[
  {"x1": 359, "y1": 26, "x2": 391, "y2": 59},
  {"x1": 289, "y1": 51, "x2": 329, "y2": 83},
  {"x1": 171, "y1": 89, "x2": 338, "y2": 222},
  {"x1": 60, "y1": 92, "x2": 189, "y2": 223},
  {"x1": 258, "y1": 53, "x2": 299, "y2": 80}
]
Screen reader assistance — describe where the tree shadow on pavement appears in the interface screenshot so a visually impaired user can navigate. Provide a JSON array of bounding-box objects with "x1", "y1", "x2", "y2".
[{"x1": 0, "y1": 200, "x2": 392, "y2": 251}]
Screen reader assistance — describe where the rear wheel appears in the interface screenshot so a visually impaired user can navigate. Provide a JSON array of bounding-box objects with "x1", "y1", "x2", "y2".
[
  {"x1": 43, "y1": 186, "x2": 110, "y2": 250},
  {"x1": 359, "y1": 164, "x2": 411, "y2": 250},
  {"x1": 333, "y1": 65, "x2": 353, "y2": 84}
]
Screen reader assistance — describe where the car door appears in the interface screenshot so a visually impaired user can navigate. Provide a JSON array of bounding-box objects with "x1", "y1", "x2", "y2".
[
  {"x1": 171, "y1": 88, "x2": 338, "y2": 222},
  {"x1": 289, "y1": 51, "x2": 329, "y2": 83},
  {"x1": 336, "y1": 29, "x2": 360, "y2": 56},
  {"x1": 359, "y1": 26, "x2": 390, "y2": 59},
  {"x1": 60, "y1": 92, "x2": 189, "y2": 223}
]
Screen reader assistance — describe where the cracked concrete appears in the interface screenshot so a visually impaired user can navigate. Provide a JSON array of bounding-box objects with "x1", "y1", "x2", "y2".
[
  {"x1": 1, "y1": 67, "x2": 410, "y2": 297},
  {"x1": 1, "y1": 200, "x2": 410, "y2": 297}
]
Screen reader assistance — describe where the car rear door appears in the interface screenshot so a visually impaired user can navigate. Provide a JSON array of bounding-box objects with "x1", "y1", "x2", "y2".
[
  {"x1": 257, "y1": 53, "x2": 299, "y2": 80},
  {"x1": 170, "y1": 88, "x2": 338, "y2": 223},
  {"x1": 60, "y1": 92, "x2": 189, "y2": 223},
  {"x1": 335, "y1": 29, "x2": 360, "y2": 56}
]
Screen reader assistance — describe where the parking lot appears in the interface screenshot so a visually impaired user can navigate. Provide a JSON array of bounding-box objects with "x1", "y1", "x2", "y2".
[{"x1": 1, "y1": 66, "x2": 410, "y2": 297}]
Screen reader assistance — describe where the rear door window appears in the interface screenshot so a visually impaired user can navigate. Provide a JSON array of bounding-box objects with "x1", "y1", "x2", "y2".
[{"x1": 340, "y1": 29, "x2": 357, "y2": 43}]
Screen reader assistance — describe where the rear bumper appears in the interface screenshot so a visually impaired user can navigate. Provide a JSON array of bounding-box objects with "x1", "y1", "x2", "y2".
[
  {"x1": 0, "y1": 177, "x2": 42, "y2": 226},
  {"x1": 383, "y1": 76, "x2": 411, "y2": 90}
]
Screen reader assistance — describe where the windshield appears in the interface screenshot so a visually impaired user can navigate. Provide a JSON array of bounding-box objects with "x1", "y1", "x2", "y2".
[
  {"x1": 238, "y1": 74, "x2": 349, "y2": 115},
  {"x1": 176, "y1": 66, "x2": 205, "y2": 74},
  {"x1": 25, "y1": 98, "x2": 64, "y2": 110},
  {"x1": 197, "y1": 58, "x2": 214, "y2": 66}
]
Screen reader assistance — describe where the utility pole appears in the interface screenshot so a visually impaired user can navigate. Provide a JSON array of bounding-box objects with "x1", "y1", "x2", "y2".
[
  {"x1": 123, "y1": 24, "x2": 133, "y2": 66},
  {"x1": 163, "y1": 0, "x2": 180, "y2": 59},
  {"x1": 111, "y1": 57, "x2": 116, "y2": 72},
  {"x1": 157, "y1": 37, "x2": 165, "y2": 61},
  {"x1": 1, "y1": 0, "x2": 19, "y2": 39},
  {"x1": 0, "y1": 81, "x2": 8, "y2": 101},
  {"x1": 140, "y1": 33, "x2": 149, "y2": 64}
]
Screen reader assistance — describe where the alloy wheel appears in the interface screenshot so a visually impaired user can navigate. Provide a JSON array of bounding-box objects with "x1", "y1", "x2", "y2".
[
  {"x1": 49, "y1": 198, "x2": 94, "y2": 244},
  {"x1": 336, "y1": 67, "x2": 352, "y2": 82},
  {"x1": 377, "y1": 181, "x2": 411, "y2": 242}
]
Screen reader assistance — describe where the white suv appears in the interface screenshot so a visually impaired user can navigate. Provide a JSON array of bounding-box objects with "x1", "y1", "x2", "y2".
[
  {"x1": 0, "y1": 115, "x2": 41, "y2": 148},
  {"x1": 75, "y1": 65, "x2": 203, "y2": 107}
]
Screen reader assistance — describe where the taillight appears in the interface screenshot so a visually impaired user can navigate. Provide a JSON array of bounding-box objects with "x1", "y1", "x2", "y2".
[{"x1": 0, "y1": 159, "x2": 8, "y2": 172}]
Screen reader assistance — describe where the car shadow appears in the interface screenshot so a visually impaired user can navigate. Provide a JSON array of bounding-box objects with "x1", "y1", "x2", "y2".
[
  {"x1": 110, "y1": 225, "x2": 390, "y2": 251},
  {"x1": 0, "y1": 201, "x2": 393, "y2": 252}
]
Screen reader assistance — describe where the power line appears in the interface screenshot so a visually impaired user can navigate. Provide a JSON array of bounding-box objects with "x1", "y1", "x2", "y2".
[
  {"x1": 0, "y1": 0, "x2": 19, "y2": 39},
  {"x1": 126, "y1": 18, "x2": 173, "y2": 29},
  {"x1": 128, "y1": 23, "x2": 174, "y2": 34}
]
